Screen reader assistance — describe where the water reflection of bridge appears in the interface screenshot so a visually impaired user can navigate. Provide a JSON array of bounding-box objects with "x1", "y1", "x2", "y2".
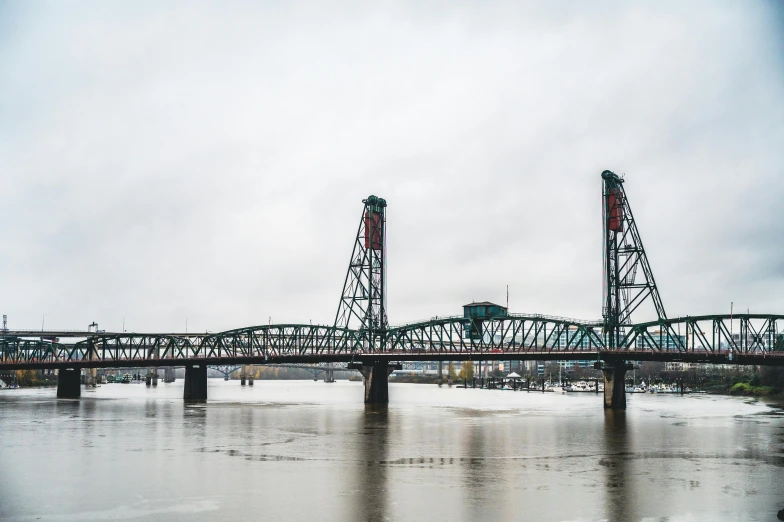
[{"x1": 1, "y1": 172, "x2": 781, "y2": 408}]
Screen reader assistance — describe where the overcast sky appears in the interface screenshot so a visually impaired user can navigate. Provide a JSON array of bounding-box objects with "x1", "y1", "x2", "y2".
[{"x1": 0, "y1": 1, "x2": 782, "y2": 333}]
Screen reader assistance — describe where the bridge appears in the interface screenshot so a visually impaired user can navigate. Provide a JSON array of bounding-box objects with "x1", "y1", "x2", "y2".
[
  {"x1": 1, "y1": 172, "x2": 782, "y2": 408},
  {"x1": 209, "y1": 363, "x2": 349, "y2": 382}
]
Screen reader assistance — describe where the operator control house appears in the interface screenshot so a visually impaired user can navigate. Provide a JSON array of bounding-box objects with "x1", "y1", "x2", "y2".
[
  {"x1": 463, "y1": 301, "x2": 508, "y2": 319},
  {"x1": 463, "y1": 301, "x2": 508, "y2": 340}
]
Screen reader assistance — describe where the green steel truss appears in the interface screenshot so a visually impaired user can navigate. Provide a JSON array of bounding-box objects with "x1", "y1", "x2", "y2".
[
  {"x1": 622, "y1": 314, "x2": 783, "y2": 355},
  {"x1": 2, "y1": 314, "x2": 782, "y2": 368},
  {"x1": 384, "y1": 315, "x2": 604, "y2": 353}
]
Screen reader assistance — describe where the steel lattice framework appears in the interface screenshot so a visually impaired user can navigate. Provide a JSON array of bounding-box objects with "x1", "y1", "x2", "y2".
[
  {"x1": 2, "y1": 176, "x2": 782, "y2": 370},
  {"x1": 602, "y1": 170, "x2": 666, "y2": 349},
  {"x1": 2, "y1": 314, "x2": 783, "y2": 369},
  {"x1": 334, "y1": 195, "x2": 388, "y2": 337},
  {"x1": 622, "y1": 314, "x2": 783, "y2": 355}
]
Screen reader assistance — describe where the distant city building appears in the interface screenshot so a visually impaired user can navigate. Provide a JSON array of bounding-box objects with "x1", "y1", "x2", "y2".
[
  {"x1": 664, "y1": 361, "x2": 698, "y2": 372},
  {"x1": 555, "y1": 327, "x2": 594, "y2": 372},
  {"x1": 635, "y1": 329, "x2": 685, "y2": 351}
]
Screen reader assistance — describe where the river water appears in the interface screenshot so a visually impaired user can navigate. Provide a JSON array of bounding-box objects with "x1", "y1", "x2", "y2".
[{"x1": 1, "y1": 380, "x2": 782, "y2": 521}]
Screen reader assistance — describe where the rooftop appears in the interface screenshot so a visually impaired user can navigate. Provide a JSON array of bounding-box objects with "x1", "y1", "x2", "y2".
[{"x1": 463, "y1": 301, "x2": 505, "y2": 308}]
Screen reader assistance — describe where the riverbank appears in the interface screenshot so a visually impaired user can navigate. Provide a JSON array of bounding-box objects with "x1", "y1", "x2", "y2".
[
  {"x1": 0, "y1": 370, "x2": 56, "y2": 388},
  {"x1": 388, "y1": 374, "x2": 784, "y2": 398},
  {"x1": 727, "y1": 382, "x2": 779, "y2": 396}
]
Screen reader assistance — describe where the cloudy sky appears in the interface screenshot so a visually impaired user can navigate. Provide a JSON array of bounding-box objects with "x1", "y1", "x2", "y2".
[{"x1": 1, "y1": 1, "x2": 782, "y2": 333}]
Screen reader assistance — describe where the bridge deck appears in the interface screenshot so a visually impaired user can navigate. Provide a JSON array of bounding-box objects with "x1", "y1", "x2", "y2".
[
  {"x1": 2, "y1": 349, "x2": 783, "y2": 370},
  {"x1": 2, "y1": 313, "x2": 781, "y2": 370}
]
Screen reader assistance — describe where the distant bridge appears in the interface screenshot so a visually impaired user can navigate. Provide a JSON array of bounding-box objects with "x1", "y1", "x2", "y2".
[{"x1": 209, "y1": 362, "x2": 351, "y2": 380}]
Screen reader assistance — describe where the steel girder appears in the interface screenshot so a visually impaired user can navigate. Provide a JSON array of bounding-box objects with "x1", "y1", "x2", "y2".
[
  {"x1": 2, "y1": 314, "x2": 783, "y2": 368},
  {"x1": 385, "y1": 314, "x2": 604, "y2": 354},
  {"x1": 0, "y1": 334, "x2": 198, "y2": 365},
  {"x1": 193, "y1": 324, "x2": 371, "y2": 358},
  {"x1": 619, "y1": 314, "x2": 784, "y2": 354},
  {"x1": 68, "y1": 325, "x2": 369, "y2": 364},
  {"x1": 0, "y1": 316, "x2": 602, "y2": 365},
  {"x1": 0, "y1": 338, "x2": 58, "y2": 364}
]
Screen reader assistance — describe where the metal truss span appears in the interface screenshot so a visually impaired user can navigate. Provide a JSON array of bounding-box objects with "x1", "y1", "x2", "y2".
[
  {"x1": 1, "y1": 314, "x2": 783, "y2": 370},
  {"x1": 621, "y1": 314, "x2": 784, "y2": 354},
  {"x1": 385, "y1": 314, "x2": 605, "y2": 352},
  {"x1": 0, "y1": 324, "x2": 370, "y2": 367}
]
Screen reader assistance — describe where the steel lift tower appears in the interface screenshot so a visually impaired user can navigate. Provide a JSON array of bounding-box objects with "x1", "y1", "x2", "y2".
[
  {"x1": 335, "y1": 195, "x2": 389, "y2": 341},
  {"x1": 335, "y1": 195, "x2": 398, "y2": 402},
  {"x1": 601, "y1": 170, "x2": 667, "y2": 408}
]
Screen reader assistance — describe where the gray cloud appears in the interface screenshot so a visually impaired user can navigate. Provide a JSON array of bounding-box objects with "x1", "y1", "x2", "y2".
[{"x1": 0, "y1": 0, "x2": 782, "y2": 332}]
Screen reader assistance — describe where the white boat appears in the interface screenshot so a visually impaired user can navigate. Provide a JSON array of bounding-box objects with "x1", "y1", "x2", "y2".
[{"x1": 567, "y1": 381, "x2": 591, "y2": 392}]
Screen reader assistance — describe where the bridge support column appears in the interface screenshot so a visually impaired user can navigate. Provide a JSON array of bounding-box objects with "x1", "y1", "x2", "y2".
[
  {"x1": 152, "y1": 367, "x2": 158, "y2": 387},
  {"x1": 84, "y1": 368, "x2": 98, "y2": 387},
  {"x1": 183, "y1": 364, "x2": 207, "y2": 402},
  {"x1": 240, "y1": 365, "x2": 247, "y2": 385},
  {"x1": 602, "y1": 361, "x2": 627, "y2": 410},
  {"x1": 57, "y1": 368, "x2": 81, "y2": 399},
  {"x1": 164, "y1": 367, "x2": 176, "y2": 383},
  {"x1": 350, "y1": 362, "x2": 401, "y2": 404},
  {"x1": 437, "y1": 361, "x2": 443, "y2": 386},
  {"x1": 248, "y1": 365, "x2": 254, "y2": 386}
]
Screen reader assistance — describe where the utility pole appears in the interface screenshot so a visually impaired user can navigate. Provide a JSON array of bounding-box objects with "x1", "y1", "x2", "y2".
[{"x1": 730, "y1": 302, "x2": 733, "y2": 361}]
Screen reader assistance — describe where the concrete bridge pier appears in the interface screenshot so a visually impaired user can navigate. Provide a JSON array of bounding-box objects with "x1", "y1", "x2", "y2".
[
  {"x1": 248, "y1": 365, "x2": 254, "y2": 386},
  {"x1": 84, "y1": 368, "x2": 98, "y2": 387},
  {"x1": 183, "y1": 364, "x2": 207, "y2": 401},
  {"x1": 350, "y1": 362, "x2": 402, "y2": 404},
  {"x1": 56, "y1": 368, "x2": 81, "y2": 398},
  {"x1": 240, "y1": 365, "x2": 247, "y2": 385},
  {"x1": 152, "y1": 367, "x2": 158, "y2": 387},
  {"x1": 437, "y1": 361, "x2": 443, "y2": 386},
  {"x1": 164, "y1": 367, "x2": 176, "y2": 383},
  {"x1": 602, "y1": 361, "x2": 629, "y2": 410}
]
